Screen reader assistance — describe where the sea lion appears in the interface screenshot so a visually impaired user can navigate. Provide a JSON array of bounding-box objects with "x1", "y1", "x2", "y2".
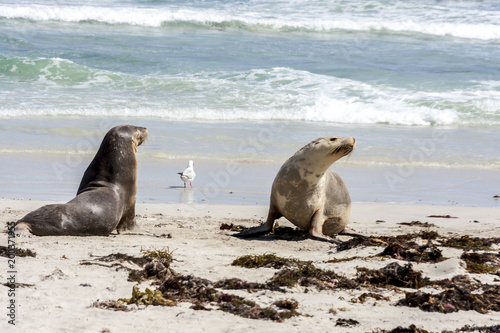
[
  {"x1": 235, "y1": 136, "x2": 355, "y2": 243},
  {"x1": 15, "y1": 125, "x2": 148, "y2": 236}
]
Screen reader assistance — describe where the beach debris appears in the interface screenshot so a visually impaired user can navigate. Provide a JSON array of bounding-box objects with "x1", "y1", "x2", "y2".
[
  {"x1": 376, "y1": 324, "x2": 429, "y2": 333},
  {"x1": 231, "y1": 253, "x2": 306, "y2": 269},
  {"x1": 0, "y1": 245, "x2": 36, "y2": 258},
  {"x1": 446, "y1": 324, "x2": 500, "y2": 333},
  {"x1": 214, "y1": 278, "x2": 285, "y2": 292},
  {"x1": 461, "y1": 252, "x2": 500, "y2": 274},
  {"x1": 379, "y1": 241, "x2": 445, "y2": 263},
  {"x1": 336, "y1": 231, "x2": 440, "y2": 252},
  {"x1": 327, "y1": 256, "x2": 361, "y2": 263},
  {"x1": 84, "y1": 252, "x2": 150, "y2": 266},
  {"x1": 397, "y1": 221, "x2": 437, "y2": 228},
  {"x1": 91, "y1": 300, "x2": 130, "y2": 312},
  {"x1": 398, "y1": 275, "x2": 500, "y2": 314},
  {"x1": 427, "y1": 215, "x2": 457, "y2": 218},
  {"x1": 119, "y1": 285, "x2": 174, "y2": 306},
  {"x1": 159, "y1": 274, "x2": 300, "y2": 321},
  {"x1": 352, "y1": 292, "x2": 391, "y2": 304},
  {"x1": 335, "y1": 318, "x2": 360, "y2": 327},
  {"x1": 220, "y1": 223, "x2": 246, "y2": 232},
  {"x1": 439, "y1": 235, "x2": 500, "y2": 251},
  {"x1": 356, "y1": 262, "x2": 431, "y2": 289},
  {"x1": 269, "y1": 261, "x2": 357, "y2": 290}
]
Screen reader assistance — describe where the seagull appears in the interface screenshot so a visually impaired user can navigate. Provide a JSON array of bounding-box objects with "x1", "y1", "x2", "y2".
[{"x1": 178, "y1": 160, "x2": 195, "y2": 188}]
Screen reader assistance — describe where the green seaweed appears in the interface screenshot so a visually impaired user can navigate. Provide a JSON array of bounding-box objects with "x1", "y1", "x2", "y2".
[
  {"x1": 140, "y1": 247, "x2": 173, "y2": 267},
  {"x1": 232, "y1": 253, "x2": 307, "y2": 269},
  {"x1": 119, "y1": 285, "x2": 175, "y2": 307},
  {"x1": 356, "y1": 262, "x2": 431, "y2": 289},
  {"x1": 440, "y1": 235, "x2": 500, "y2": 250}
]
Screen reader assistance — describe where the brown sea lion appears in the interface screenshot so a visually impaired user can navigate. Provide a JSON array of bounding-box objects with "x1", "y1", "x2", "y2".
[
  {"x1": 235, "y1": 136, "x2": 355, "y2": 243},
  {"x1": 16, "y1": 125, "x2": 148, "y2": 236}
]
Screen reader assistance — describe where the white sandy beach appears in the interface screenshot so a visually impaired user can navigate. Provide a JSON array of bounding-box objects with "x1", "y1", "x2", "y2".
[{"x1": 1, "y1": 199, "x2": 499, "y2": 333}]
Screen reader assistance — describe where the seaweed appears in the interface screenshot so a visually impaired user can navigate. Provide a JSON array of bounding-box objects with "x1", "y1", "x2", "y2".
[
  {"x1": 374, "y1": 325, "x2": 429, "y2": 333},
  {"x1": 449, "y1": 324, "x2": 500, "y2": 333},
  {"x1": 427, "y1": 215, "x2": 458, "y2": 218},
  {"x1": 336, "y1": 236, "x2": 384, "y2": 252},
  {"x1": 398, "y1": 275, "x2": 500, "y2": 313},
  {"x1": 91, "y1": 300, "x2": 130, "y2": 312},
  {"x1": 461, "y1": 252, "x2": 500, "y2": 274},
  {"x1": 119, "y1": 285, "x2": 175, "y2": 307},
  {"x1": 0, "y1": 246, "x2": 36, "y2": 258},
  {"x1": 220, "y1": 223, "x2": 246, "y2": 232},
  {"x1": 378, "y1": 241, "x2": 445, "y2": 263},
  {"x1": 140, "y1": 247, "x2": 174, "y2": 267},
  {"x1": 336, "y1": 232, "x2": 440, "y2": 252},
  {"x1": 231, "y1": 253, "x2": 307, "y2": 269},
  {"x1": 398, "y1": 221, "x2": 437, "y2": 228},
  {"x1": 335, "y1": 318, "x2": 360, "y2": 327},
  {"x1": 269, "y1": 261, "x2": 358, "y2": 290},
  {"x1": 356, "y1": 262, "x2": 431, "y2": 289},
  {"x1": 213, "y1": 278, "x2": 285, "y2": 292},
  {"x1": 440, "y1": 236, "x2": 500, "y2": 251},
  {"x1": 354, "y1": 292, "x2": 391, "y2": 304},
  {"x1": 159, "y1": 274, "x2": 301, "y2": 322},
  {"x1": 87, "y1": 253, "x2": 150, "y2": 266}
]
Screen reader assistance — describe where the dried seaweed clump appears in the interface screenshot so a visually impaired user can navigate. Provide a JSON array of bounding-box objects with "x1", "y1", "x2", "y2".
[
  {"x1": 336, "y1": 318, "x2": 360, "y2": 327},
  {"x1": 0, "y1": 246, "x2": 36, "y2": 258},
  {"x1": 91, "y1": 300, "x2": 130, "y2": 312},
  {"x1": 218, "y1": 294, "x2": 299, "y2": 322},
  {"x1": 232, "y1": 253, "x2": 307, "y2": 269},
  {"x1": 398, "y1": 275, "x2": 500, "y2": 314},
  {"x1": 356, "y1": 262, "x2": 431, "y2": 289},
  {"x1": 159, "y1": 275, "x2": 300, "y2": 322},
  {"x1": 214, "y1": 278, "x2": 284, "y2": 292},
  {"x1": 140, "y1": 248, "x2": 174, "y2": 267},
  {"x1": 128, "y1": 248, "x2": 175, "y2": 283},
  {"x1": 379, "y1": 241, "x2": 445, "y2": 263},
  {"x1": 461, "y1": 252, "x2": 500, "y2": 274},
  {"x1": 374, "y1": 324, "x2": 429, "y2": 333},
  {"x1": 220, "y1": 223, "x2": 246, "y2": 232},
  {"x1": 336, "y1": 232, "x2": 440, "y2": 252},
  {"x1": 440, "y1": 235, "x2": 500, "y2": 250},
  {"x1": 119, "y1": 285, "x2": 175, "y2": 306},
  {"x1": 446, "y1": 324, "x2": 500, "y2": 333},
  {"x1": 270, "y1": 261, "x2": 358, "y2": 290}
]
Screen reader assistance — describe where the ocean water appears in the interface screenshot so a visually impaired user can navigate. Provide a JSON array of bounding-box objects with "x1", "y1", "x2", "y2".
[{"x1": 1, "y1": 0, "x2": 499, "y2": 207}]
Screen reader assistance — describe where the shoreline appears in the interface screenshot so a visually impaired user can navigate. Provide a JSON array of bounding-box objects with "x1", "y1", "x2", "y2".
[
  {"x1": 2, "y1": 152, "x2": 500, "y2": 207},
  {"x1": 1, "y1": 199, "x2": 499, "y2": 332}
]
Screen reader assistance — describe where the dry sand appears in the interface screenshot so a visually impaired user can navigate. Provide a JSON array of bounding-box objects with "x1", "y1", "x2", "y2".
[{"x1": 1, "y1": 199, "x2": 499, "y2": 333}]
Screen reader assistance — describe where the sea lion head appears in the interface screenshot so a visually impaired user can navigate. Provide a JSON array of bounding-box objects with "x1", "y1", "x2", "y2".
[
  {"x1": 293, "y1": 136, "x2": 355, "y2": 172},
  {"x1": 105, "y1": 125, "x2": 148, "y2": 151}
]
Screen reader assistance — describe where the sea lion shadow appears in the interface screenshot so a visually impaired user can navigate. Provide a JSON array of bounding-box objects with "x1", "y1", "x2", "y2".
[
  {"x1": 167, "y1": 186, "x2": 186, "y2": 189},
  {"x1": 232, "y1": 228, "x2": 311, "y2": 242}
]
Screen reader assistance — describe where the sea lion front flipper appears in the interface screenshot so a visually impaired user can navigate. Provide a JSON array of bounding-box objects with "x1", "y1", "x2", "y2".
[{"x1": 309, "y1": 211, "x2": 342, "y2": 244}]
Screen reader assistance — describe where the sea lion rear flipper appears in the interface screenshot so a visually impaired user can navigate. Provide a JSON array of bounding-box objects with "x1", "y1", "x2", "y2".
[{"x1": 233, "y1": 205, "x2": 279, "y2": 238}]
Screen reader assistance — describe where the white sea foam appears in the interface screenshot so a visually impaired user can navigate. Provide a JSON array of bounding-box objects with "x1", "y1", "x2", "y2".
[{"x1": 1, "y1": 3, "x2": 500, "y2": 40}]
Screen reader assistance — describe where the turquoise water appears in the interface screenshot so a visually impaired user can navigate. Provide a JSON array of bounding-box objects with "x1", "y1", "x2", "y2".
[{"x1": 1, "y1": 1, "x2": 499, "y2": 206}]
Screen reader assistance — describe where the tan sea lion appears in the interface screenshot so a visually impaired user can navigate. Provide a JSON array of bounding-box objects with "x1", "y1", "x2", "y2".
[
  {"x1": 235, "y1": 136, "x2": 355, "y2": 243},
  {"x1": 16, "y1": 125, "x2": 148, "y2": 236}
]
